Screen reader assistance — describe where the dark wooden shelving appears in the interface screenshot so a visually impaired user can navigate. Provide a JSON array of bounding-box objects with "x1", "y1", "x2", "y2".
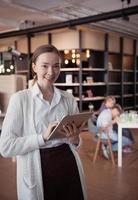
[
  {"x1": 55, "y1": 48, "x2": 108, "y2": 111},
  {"x1": 0, "y1": 31, "x2": 137, "y2": 112},
  {"x1": 108, "y1": 52, "x2": 122, "y2": 70},
  {"x1": 56, "y1": 36, "x2": 137, "y2": 112}
]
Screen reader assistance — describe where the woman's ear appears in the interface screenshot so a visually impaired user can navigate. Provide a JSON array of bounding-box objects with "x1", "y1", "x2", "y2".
[{"x1": 32, "y1": 63, "x2": 37, "y2": 73}]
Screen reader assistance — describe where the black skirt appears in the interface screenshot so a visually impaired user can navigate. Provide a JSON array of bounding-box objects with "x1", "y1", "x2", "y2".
[{"x1": 40, "y1": 144, "x2": 84, "y2": 200}]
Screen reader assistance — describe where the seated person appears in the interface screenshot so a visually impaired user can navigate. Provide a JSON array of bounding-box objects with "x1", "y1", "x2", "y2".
[
  {"x1": 96, "y1": 104, "x2": 134, "y2": 159},
  {"x1": 98, "y1": 96, "x2": 116, "y2": 114},
  {"x1": 88, "y1": 96, "x2": 134, "y2": 145},
  {"x1": 88, "y1": 96, "x2": 116, "y2": 132}
]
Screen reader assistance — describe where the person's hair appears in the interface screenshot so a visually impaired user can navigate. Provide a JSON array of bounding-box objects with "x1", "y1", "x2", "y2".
[
  {"x1": 105, "y1": 96, "x2": 116, "y2": 104},
  {"x1": 31, "y1": 44, "x2": 62, "y2": 84},
  {"x1": 112, "y1": 104, "x2": 123, "y2": 114}
]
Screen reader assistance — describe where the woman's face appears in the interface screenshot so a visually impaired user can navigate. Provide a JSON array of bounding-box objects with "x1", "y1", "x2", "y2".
[
  {"x1": 112, "y1": 108, "x2": 120, "y2": 119},
  {"x1": 32, "y1": 52, "x2": 61, "y2": 87}
]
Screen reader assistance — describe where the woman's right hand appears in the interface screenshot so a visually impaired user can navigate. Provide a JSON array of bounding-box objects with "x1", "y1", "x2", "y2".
[{"x1": 42, "y1": 121, "x2": 58, "y2": 141}]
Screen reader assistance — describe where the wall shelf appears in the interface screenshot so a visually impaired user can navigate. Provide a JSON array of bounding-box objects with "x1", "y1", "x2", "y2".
[
  {"x1": 60, "y1": 68, "x2": 80, "y2": 71},
  {"x1": 82, "y1": 82, "x2": 106, "y2": 86},
  {"x1": 123, "y1": 94, "x2": 134, "y2": 97},
  {"x1": 108, "y1": 82, "x2": 121, "y2": 85},
  {"x1": 123, "y1": 82, "x2": 134, "y2": 85},
  {"x1": 108, "y1": 69, "x2": 121, "y2": 72},
  {"x1": 54, "y1": 83, "x2": 80, "y2": 86},
  {"x1": 83, "y1": 96, "x2": 105, "y2": 101},
  {"x1": 82, "y1": 68, "x2": 106, "y2": 71}
]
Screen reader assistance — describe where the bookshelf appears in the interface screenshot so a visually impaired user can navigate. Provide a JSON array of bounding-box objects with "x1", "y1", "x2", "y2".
[
  {"x1": 0, "y1": 29, "x2": 137, "y2": 112},
  {"x1": 81, "y1": 50, "x2": 106, "y2": 111},
  {"x1": 54, "y1": 49, "x2": 107, "y2": 111},
  {"x1": 122, "y1": 39, "x2": 136, "y2": 110},
  {"x1": 0, "y1": 51, "x2": 29, "y2": 80},
  {"x1": 107, "y1": 52, "x2": 122, "y2": 106},
  {"x1": 54, "y1": 34, "x2": 137, "y2": 112}
]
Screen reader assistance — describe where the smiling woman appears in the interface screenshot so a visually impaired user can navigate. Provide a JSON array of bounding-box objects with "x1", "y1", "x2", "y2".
[
  {"x1": 31, "y1": 45, "x2": 62, "y2": 102},
  {"x1": 0, "y1": 44, "x2": 87, "y2": 200}
]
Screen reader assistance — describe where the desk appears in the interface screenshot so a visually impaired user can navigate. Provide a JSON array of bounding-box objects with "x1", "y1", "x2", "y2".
[{"x1": 118, "y1": 121, "x2": 138, "y2": 167}]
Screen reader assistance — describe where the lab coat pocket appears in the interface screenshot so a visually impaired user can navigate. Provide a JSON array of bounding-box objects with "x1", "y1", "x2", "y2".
[
  {"x1": 22, "y1": 177, "x2": 38, "y2": 200},
  {"x1": 23, "y1": 176, "x2": 36, "y2": 189},
  {"x1": 20, "y1": 152, "x2": 40, "y2": 200},
  {"x1": 23, "y1": 153, "x2": 37, "y2": 189}
]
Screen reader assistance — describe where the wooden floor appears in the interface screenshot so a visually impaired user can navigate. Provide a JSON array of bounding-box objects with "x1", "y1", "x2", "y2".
[{"x1": 0, "y1": 130, "x2": 138, "y2": 200}]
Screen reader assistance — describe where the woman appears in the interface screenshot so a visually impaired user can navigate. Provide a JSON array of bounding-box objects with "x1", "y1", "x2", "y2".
[{"x1": 0, "y1": 44, "x2": 87, "y2": 200}]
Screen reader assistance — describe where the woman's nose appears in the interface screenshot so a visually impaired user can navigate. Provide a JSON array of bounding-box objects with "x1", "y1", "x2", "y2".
[{"x1": 47, "y1": 66, "x2": 54, "y2": 75}]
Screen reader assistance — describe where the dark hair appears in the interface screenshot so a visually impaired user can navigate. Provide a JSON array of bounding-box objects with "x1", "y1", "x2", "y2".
[
  {"x1": 31, "y1": 44, "x2": 62, "y2": 84},
  {"x1": 112, "y1": 104, "x2": 123, "y2": 114}
]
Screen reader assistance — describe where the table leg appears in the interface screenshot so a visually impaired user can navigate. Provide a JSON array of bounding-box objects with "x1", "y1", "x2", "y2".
[{"x1": 118, "y1": 125, "x2": 122, "y2": 167}]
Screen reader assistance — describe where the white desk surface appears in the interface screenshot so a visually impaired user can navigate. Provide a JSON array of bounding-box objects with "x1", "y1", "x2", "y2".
[
  {"x1": 118, "y1": 121, "x2": 138, "y2": 129},
  {"x1": 117, "y1": 121, "x2": 138, "y2": 167}
]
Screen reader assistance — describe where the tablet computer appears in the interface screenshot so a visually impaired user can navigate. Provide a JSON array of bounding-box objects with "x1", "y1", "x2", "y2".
[{"x1": 47, "y1": 112, "x2": 92, "y2": 140}]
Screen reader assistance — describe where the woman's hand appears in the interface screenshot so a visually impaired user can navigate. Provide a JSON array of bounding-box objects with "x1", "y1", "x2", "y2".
[
  {"x1": 62, "y1": 121, "x2": 86, "y2": 138},
  {"x1": 42, "y1": 121, "x2": 58, "y2": 141},
  {"x1": 112, "y1": 116, "x2": 120, "y2": 124},
  {"x1": 62, "y1": 121, "x2": 86, "y2": 146}
]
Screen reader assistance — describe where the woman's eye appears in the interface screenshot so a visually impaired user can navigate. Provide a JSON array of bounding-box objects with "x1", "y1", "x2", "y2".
[
  {"x1": 54, "y1": 65, "x2": 60, "y2": 68},
  {"x1": 41, "y1": 65, "x2": 48, "y2": 69},
  {"x1": 42, "y1": 65, "x2": 48, "y2": 68},
  {"x1": 40, "y1": 64, "x2": 60, "y2": 69}
]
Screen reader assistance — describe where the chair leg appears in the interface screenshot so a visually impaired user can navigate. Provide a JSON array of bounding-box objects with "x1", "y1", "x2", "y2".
[
  {"x1": 107, "y1": 134, "x2": 115, "y2": 166},
  {"x1": 93, "y1": 137, "x2": 101, "y2": 164}
]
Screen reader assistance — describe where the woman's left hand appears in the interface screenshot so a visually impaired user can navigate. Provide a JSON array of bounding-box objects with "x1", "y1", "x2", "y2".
[{"x1": 62, "y1": 121, "x2": 86, "y2": 138}]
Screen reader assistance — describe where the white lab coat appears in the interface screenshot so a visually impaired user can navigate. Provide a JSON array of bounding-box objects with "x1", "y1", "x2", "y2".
[{"x1": 0, "y1": 88, "x2": 87, "y2": 200}]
